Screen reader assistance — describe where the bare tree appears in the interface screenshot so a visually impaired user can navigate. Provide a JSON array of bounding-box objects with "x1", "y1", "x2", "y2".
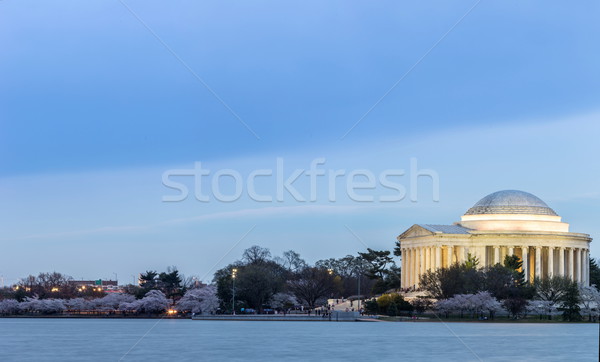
[
  {"x1": 275, "y1": 250, "x2": 307, "y2": 273},
  {"x1": 287, "y1": 267, "x2": 338, "y2": 308},
  {"x1": 242, "y1": 245, "x2": 272, "y2": 265}
]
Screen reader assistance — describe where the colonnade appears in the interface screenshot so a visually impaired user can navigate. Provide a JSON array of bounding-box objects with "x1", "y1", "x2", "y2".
[{"x1": 400, "y1": 245, "x2": 590, "y2": 289}]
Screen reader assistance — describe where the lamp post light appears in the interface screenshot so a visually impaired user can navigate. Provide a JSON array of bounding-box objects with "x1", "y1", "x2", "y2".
[
  {"x1": 354, "y1": 265, "x2": 363, "y2": 312},
  {"x1": 232, "y1": 268, "x2": 238, "y2": 315}
]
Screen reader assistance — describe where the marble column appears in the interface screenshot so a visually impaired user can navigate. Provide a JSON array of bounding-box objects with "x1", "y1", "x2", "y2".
[
  {"x1": 410, "y1": 249, "x2": 415, "y2": 287},
  {"x1": 579, "y1": 249, "x2": 585, "y2": 284},
  {"x1": 535, "y1": 246, "x2": 542, "y2": 280},
  {"x1": 559, "y1": 247, "x2": 565, "y2": 277},
  {"x1": 508, "y1": 247, "x2": 514, "y2": 257},
  {"x1": 494, "y1": 246, "x2": 500, "y2": 265},
  {"x1": 577, "y1": 248, "x2": 583, "y2": 283},
  {"x1": 585, "y1": 249, "x2": 590, "y2": 286},
  {"x1": 406, "y1": 249, "x2": 410, "y2": 287},
  {"x1": 405, "y1": 249, "x2": 410, "y2": 287},
  {"x1": 413, "y1": 248, "x2": 418, "y2": 286},
  {"x1": 478, "y1": 246, "x2": 486, "y2": 267},
  {"x1": 586, "y1": 249, "x2": 590, "y2": 286},
  {"x1": 401, "y1": 248, "x2": 406, "y2": 288},
  {"x1": 548, "y1": 247, "x2": 554, "y2": 277},
  {"x1": 447, "y1": 245, "x2": 454, "y2": 267},
  {"x1": 425, "y1": 247, "x2": 430, "y2": 272},
  {"x1": 573, "y1": 248, "x2": 581, "y2": 283},
  {"x1": 522, "y1": 246, "x2": 529, "y2": 282},
  {"x1": 568, "y1": 248, "x2": 574, "y2": 280},
  {"x1": 428, "y1": 247, "x2": 433, "y2": 270},
  {"x1": 435, "y1": 247, "x2": 442, "y2": 271},
  {"x1": 419, "y1": 247, "x2": 425, "y2": 280},
  {"x1": 408, "y1": 248, "x2": 412, "y2": 287},
  {"x1": 408, "y1": 248, "x2": 417, "y2": 287},
  {"x1": 415, "y1": 248, "x2": 419, "y2": 287}
]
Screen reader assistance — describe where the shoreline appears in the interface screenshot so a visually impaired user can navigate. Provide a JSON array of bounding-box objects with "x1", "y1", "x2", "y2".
[{"x1": 0, "y1": 314, "x2": 596, "y2": 324}]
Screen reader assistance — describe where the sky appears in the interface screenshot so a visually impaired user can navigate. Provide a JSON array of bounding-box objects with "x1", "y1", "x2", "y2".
[{"x1": 1, "y1": 1, "x2": 599, "y2": 286}]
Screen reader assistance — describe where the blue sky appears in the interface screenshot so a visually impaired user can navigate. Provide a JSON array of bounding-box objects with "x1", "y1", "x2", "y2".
[{"x1": 1, "y1": 1, "x2": 599, "y2": 285}]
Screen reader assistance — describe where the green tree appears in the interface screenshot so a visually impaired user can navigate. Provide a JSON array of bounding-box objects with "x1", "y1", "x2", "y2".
[
  {"x1": 482, "y1": 264, "x2": 517, "y2": 300},
  {"x1": 464, "y1": 253, "x2": 479, "y2": 269},
  {"x1": 411, "y1": 297, "x2": 432, "y2": 315},
  {"x1": 387, "y1": 302, "x2": 398, "y2": 316},
  {"x1": 139, "y1": 271, "x2": 158, "y2": 290},
  {"x1": 213, "y1": 264, "x2": 241, "y2": 313},
  {"x1": 357, "y1": 248, "x2": 399, "y2": 294},
  {"x1": 158, "y1": 267, "x2": 182, "y2": 300},
  {"x1": 504, "y1": 254, "x2": 526, "y2": 287},
  {"x1": 363, "y1": 299, "x2": 378, "y2": 315},
  {"x1": 559, "y1": 280, "x2": 582, "y2": 322},
  {"x1": 589, "y1": 257, "x2": 600, "y2": 288},
  {"x1": 214, "y1": 246, "x2": 287, "y2": 314},
  {"x1": 236, "y1": 261, "x2": 286, "y2": 313},
  {"x1": 420, "y1": 263, "x2": 483, "y2": 299},
  {"x1": 358, "y1": 249, "x2": 394, "y2": 280},
  {"x1": 393, "y1": 240, "x2": 402, "y2": 257},
  {"x1": 502, "y1": 298, "x2": 529, "y2": 319}
]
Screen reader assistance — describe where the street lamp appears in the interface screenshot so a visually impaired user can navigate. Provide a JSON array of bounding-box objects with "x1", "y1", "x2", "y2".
[
  {"x1": 232, "y1": 268, "x2": 238, "y2": 315},
  {"x1": 354, "y1": 265, "x2": 363, "y2": 312}
]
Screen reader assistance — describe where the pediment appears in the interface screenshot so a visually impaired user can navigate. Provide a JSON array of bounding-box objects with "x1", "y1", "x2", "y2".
[{"x1": 397, "y1": 224, "x2": 435, "y2": 239}]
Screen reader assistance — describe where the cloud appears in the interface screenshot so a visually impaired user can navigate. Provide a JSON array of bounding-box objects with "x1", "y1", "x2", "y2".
[{"x1": 3, "y1": 204, "x2": 379, "y2": 242}]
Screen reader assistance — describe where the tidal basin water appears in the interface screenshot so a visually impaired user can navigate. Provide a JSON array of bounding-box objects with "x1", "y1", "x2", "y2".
[{"x1": 0, "y1": 319, "x2": 597, "y2": 361}]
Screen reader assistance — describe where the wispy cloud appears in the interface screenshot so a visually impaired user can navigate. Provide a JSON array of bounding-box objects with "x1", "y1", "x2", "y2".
[
  {"x1": 2, "y1": 204, "x2": 377, "y2": 242},
  {"x1": 3, "y1": 225, "x2": 148, "y2": 242}
]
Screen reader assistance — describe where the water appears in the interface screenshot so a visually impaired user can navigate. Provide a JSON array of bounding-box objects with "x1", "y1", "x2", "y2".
[{"x1": 0, "y1": 319, "x2": 597, "y2": 361}]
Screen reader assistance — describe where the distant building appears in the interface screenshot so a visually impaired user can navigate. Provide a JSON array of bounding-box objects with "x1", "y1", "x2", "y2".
[
  {"x1": 69, "y1": 279, "x2": 119, "y2": 292},
  {"x1": 397, "y1": 190, "x2": 592, "y2": 289}
]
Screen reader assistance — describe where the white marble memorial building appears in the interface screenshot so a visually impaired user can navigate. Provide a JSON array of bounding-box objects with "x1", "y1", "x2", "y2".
[{"x1": 398, "y1": 190, "x2": 592, "y2": 289}]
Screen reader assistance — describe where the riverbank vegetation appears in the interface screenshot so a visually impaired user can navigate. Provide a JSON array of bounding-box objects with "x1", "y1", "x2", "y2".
[{"x1": 1, "y1": 246, "x2": 600, "y2": 322}]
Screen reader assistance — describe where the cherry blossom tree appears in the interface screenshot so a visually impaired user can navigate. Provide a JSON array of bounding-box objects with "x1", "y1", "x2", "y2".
[
  {"x1": 138, "y1": 290, "x2": 169, "y2": 314},
  {"x1": 176, "y1": 285, "x2": 219, "y2": 315},
  {"x1": 91, "y1": 293, "x2": 135, "y2": 311},
  {"x1": 0, "y1": 299, "x2": 19, "y2": 315},
  {"x1": 18, "y1": 297, "x2": 65, "y2": 314},
  {"x1": 527, "y1": 300, "x2": 556, "y2": 319},
  {"x1": 579, "y1": 285, "x2": 600, "y2": 321},
  {"x1": 64, "y1": 298, "x2": 90, "y2": 313},
  {"x1": 435, "y1": 292, "x2": 501, "y2": 319},
  {"x1": 118, "y1": 300, "x2": 141, "y2": 313},
  {"x1": 18, "y1": 297, "x2": 41, "y2": 314},
  {"x1": 269, "y1": 292, "x2": 298, "y2": 311}
]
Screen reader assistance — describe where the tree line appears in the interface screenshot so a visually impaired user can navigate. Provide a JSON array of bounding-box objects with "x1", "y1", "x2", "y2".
[
  {"x1": 0, "y1": 245, "x2": 402, "y2": 316},
  {"x1": 2, "y1": 246, "x2": 600, "y2": 321},
  {"x1": 419, "y1": 254, "x2": 600, "y2": 321},
  {"x1": 213, "y1": 245, "x2": 400, "y2": 314}
]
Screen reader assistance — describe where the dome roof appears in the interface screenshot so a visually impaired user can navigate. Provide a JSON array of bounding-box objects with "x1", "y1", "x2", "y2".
[{"x1": 465, "y1": 190, "x2": 558, "y2": 216}]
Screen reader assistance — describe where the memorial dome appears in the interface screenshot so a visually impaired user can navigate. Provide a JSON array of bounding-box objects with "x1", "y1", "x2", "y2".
[{"x1": 464, "y1": 190, "x2": 558, "y2": 216}]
